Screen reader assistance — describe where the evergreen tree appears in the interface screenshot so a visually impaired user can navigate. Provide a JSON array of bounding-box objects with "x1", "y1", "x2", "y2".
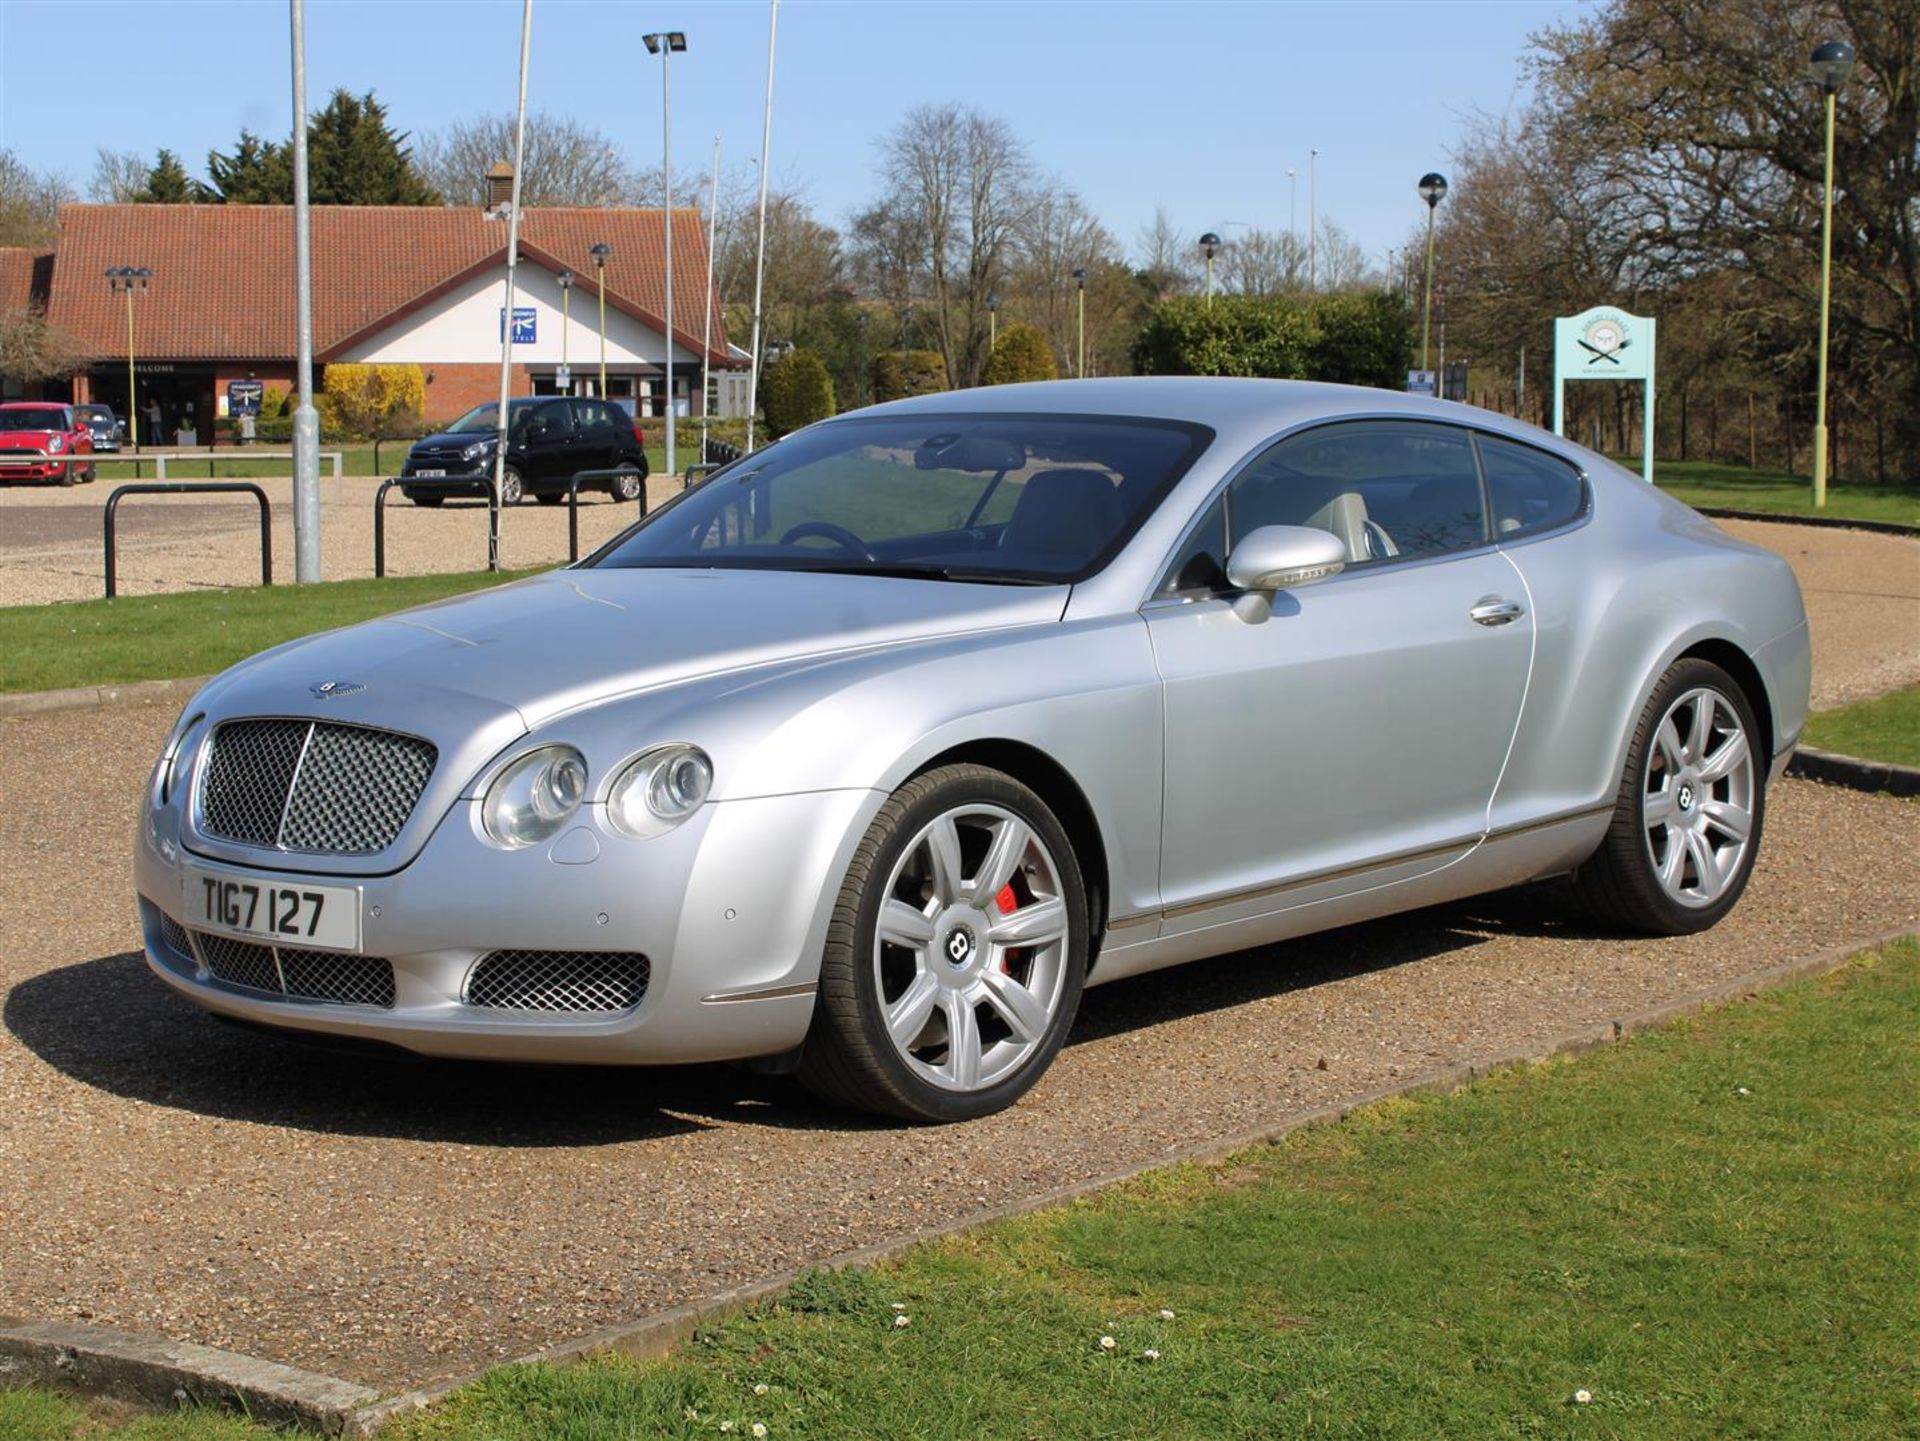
[
  {"x1": 307, "y1": 91, "x2": 440, "y2": 206},
  {"x1": 205, "y1": 132, "x2": 292, "y2": 204},
  {"x1": 140, "y1": 149, "x2": 203, "y2": 203}
]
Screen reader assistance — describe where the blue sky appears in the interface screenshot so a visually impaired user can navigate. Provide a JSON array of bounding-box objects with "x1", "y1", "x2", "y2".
[{"x1": 1, "y1": 0, "x2": 1581, "y2": 265}]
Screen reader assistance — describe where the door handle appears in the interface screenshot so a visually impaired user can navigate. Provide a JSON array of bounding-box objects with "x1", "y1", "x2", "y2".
[{"x1": 1469, "y1": 597, "x2": 1525, "y2": 626}]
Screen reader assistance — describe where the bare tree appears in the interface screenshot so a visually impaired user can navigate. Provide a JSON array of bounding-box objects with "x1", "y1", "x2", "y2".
[
  {"x1": 863, "y1": 103, "x2": 1034, "y2": 386},
  {"x1": 416, "y1": 112, "x2": 647, "y2": 206},
  {"x1": 1217, "y1": 228, "x2": 1306, "y2": 296},
  {"x1": 1009, "y1": 184, "x2": 1116, "y2": 369},
  {"x1": 89, "y1": 148, "x2": 150, "y2": 203},
  {"x1": 1134, "y1": 206, "x2": 1193, "y2": 298},
  {"x1": 0, "y1": 149, "x2": 72, "y2": 248}
]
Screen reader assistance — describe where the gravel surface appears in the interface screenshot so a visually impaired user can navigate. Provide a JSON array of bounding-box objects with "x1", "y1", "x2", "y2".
[
  {"x1": 3, "y1": 489, "x2": 1912, "y2": 713},
  {"x1": 0, "y1": 698, "x2": 1914, "y2": 1392}
]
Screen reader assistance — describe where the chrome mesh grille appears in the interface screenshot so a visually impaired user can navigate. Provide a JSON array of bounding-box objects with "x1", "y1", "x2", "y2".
[
  {"x1": 157, "y1": 913, "x2": 194, "y2": 961},
  {"x1": 464, "y1": 951, "x2": 650, "y2": 1012},
  {"x1": 187, "y1": 928, "x2": 395, "y2": 1008},
  {"x1": 200, "y1": 718, "x2": 437, "y2": 854}
]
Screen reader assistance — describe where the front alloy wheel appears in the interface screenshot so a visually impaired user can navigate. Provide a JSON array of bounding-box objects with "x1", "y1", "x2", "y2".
[{"x1": 799, "y1": 764, "x2": 1086, "y2": 1121}]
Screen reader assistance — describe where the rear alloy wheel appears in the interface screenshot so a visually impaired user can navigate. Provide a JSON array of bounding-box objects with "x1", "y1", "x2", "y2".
[
  {"x1": 798, "y1": 764, "x2": 1087, "y2": 1122},
  {"x1": 535, "y1": 491, "x2": 563, "y2": 506},
  {"x1": 410, "y1": 493, "x2": 445, "y2": 508},
  {"x1": 1574, "y1": 658, "x2": 1765, "y2": 934},
  {"x1": 610, "y1": 467, "x2": 644, "y2": 503},
  {"x1": 498, "y1": 466, "x2": 524, "y2": 506}
]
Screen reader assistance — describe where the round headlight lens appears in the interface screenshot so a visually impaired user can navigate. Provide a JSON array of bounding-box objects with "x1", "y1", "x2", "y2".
[
  {"x1": 47, "y1": 433, "x2": 65, "y2": 453},
  {"x1": 607, "y1": 744, "x2": 712, "y2": 838},
  {"x1": 482, "y1": 745, "x2": 588, "y2": 848}
]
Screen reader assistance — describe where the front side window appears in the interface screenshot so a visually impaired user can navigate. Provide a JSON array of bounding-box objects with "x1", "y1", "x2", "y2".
[
  {"x1": 1228, "y1": 421, "x2": 1486, "y2": 567},
  {"x1": 591, "y1": 414, "x2": 1211, "y2": 584}
]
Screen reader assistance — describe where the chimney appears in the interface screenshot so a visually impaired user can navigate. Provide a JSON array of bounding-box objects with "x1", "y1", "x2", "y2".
[{"x1": 485, "y1": 162, "x2": 514, "y2": 212}]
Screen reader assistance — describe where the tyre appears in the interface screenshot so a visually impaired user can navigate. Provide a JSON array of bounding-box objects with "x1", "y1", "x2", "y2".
[
  {"x1": 498, "y1": 467, "x2": 524, "y2": 506},
  {"x1": 535, "y1": 491, "x2": 563, "y2": 506},
  {"x1": 1573, "y1": 657, "x2": 1766, "y2": 935},
  {"x1": 797, "y1": 763, "x2": 1088, "y2": 1122},
  {"x1": 409, "y1": 493, "x2": 444, "y2": 508},
  {"x1": 610, "y1": 467, "x2": 643, "y2": 503}
]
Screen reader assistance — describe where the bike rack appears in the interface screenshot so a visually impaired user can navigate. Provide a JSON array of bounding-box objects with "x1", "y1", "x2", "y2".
[
  {"x1": 104, "y1": 482, "x2": 271, "y2": 599},
  {"x1": 373, "y1": 476, "x2": 497, "y2": 579},
  {"x1": 561, "y1": 468, "x2": 649, "y2": 563}
]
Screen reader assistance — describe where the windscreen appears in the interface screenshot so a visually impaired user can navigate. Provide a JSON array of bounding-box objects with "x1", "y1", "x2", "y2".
[
  {"x1": 590, "y1": 413, "x2": 1211, "y2": 584},
  {"x1": 2, "y1": 409, "x2": 68, "y2": 432}
]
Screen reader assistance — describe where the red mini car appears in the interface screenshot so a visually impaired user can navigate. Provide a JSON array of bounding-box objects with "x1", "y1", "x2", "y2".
[{"x1": 0, "y1": 401, "x2": 95, "y2": 484}]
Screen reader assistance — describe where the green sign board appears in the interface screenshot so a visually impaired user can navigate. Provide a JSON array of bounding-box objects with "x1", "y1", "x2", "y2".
[{"x1": 1553, "y1": 305, "x2": 1656, "y2": 483}]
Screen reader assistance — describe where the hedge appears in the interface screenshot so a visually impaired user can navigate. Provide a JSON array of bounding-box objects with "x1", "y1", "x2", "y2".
[
  {"x1": 762, "y1": 349, "x2": 836, "y2": 437},
  {"x1": 981, "y1": 324, "x2": 1059, "y2": 386},
  {"x1": 872, "y1": 349, "x2": 948, "y2": 404}
]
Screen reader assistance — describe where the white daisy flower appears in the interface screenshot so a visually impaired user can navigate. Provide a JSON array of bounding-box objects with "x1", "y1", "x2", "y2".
[
  {"x1": 752, "y1": 1426, "x2": 768, "y2": 1439},
  {"x1": 1142, "y1": 1348, "x2": 1161, "y2": 1361},
  {"x1": 893, "y1": 1314, "x2": 911, "y2": 1329},
  {"x1": 889, "y1": 1302, "x2": 907, "y2": 1312},
  {"x1": 1098, "y1": 1335, "x2": 1117, "y2": 1351},
  {"x1": 718, "y1": 1424, "x2": 734, "y2": 1434},
  {"x1": 752, "y1": 1384, "x2": 769, "y2": 1397},
  {"x1": 1574, "y1": 1389, "x2": 1593, "y2": 1404},
  {"x1": 1158, "y1": 1309, "x2": 1176, "y2": 1321}
]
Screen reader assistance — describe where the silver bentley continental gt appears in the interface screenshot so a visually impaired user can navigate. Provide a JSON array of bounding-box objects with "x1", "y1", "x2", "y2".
[{"x1": 134, "y1": 379, "x2": 1811, "y2": 1121}]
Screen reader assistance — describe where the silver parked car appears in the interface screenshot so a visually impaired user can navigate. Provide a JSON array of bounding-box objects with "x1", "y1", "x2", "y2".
[{"x1": 135, "y1": 379, "x2": 1810, "y2": 1121}]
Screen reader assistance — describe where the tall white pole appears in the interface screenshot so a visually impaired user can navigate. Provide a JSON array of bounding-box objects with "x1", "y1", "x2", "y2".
[
  {"x1": 1307, "y1": 148, "x2": 1318, "y2": 291},
  {"x1": 490, "y1": 0, "x2": 532, "y2": 572},
  {"x1": 661, "y1": 43, "x2": 676, "y2": 482},
  {"x1": 289, "y1": 0, "x2": 320, "y2": 582},
  {"x1": 700, "y1": 134, "x2": 720, "y2": 462},
  {"x1": 744, "y1": 0, "x2": 779, "y2": 452}
]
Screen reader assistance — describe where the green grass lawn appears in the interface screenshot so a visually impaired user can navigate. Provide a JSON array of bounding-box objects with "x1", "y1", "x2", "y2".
[
  {"x1": 0, "y1": 569, "x2": 541, "y2": 695},
  {"x1": 1649, "y1": 458, "x2": 1920, "y2": 525},
  {"x1": 9, "y1": 941, "x2": 1914, "y2": 1440},
  {"x1": 1804, "y1": 683, "x2": 1920, "y2": 768}
]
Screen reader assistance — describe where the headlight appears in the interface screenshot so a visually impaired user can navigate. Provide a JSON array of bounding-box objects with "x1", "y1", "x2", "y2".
[
  {"x1": 152, "y1": 713, "x2": 202, "y2": 807},
  {"x1": 482, "y1": 745, "x2": 588, "y2": 848},
  {"x1": 460, "y1": 440, "x2": 493, "y2": 463},
  {"x1": 47, "y1": 433, "x2": 64, "y2": 453},
  {"x1": 606, "y1": 744, "x2": 712, "y2": 838}
]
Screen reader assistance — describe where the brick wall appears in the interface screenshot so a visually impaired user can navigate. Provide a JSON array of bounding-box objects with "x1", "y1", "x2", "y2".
[{"x1": 420, "y1": 363, "x2": 530, "y2": 424}]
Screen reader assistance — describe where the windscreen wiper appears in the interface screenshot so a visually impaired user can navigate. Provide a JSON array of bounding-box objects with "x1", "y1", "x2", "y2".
[{"x1": 795, "y1": 562, "x2": 1055, "y2": 586}]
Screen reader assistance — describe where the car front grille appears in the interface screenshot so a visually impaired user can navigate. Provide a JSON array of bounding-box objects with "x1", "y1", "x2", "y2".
[
  {"x1": 200, "y1": 718, "x2": 436, "y2": 854},
  {"x1": 464, "y1": 950, "x2": 650, "y2": 1012},
  {"x1": 187, "y1": 927, "x2": 396, "y2": 1008},
  {"x1": 157, "y1": 913, "x2": 194, "y2": 961}
]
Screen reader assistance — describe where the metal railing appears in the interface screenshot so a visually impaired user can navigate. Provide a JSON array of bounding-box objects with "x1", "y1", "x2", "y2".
[
  {"x1": 703, "y1": 437, "x2": 744, "y2": 467},
  {"x1": 104, "y1": 482, "x2": 272, "y2": 599},
  {"x1": 560, "y1": 469, "x2": 649, "y2": 563},
  {"x1": 372, "y1": 475, "x2": 497, "y2": 579},
  {"x1": 1, "y1": 450, "x2": 344, "y2": 481}
]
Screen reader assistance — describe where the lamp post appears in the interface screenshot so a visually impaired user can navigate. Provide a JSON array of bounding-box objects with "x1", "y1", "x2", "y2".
[
  {"x1": 745, "y1": 0, "x2": 780, "y2": 452},
  {"x1": 1809, "y1": 38, "x2": 1853, "y2": 509},
  {"x1": 643, "y1": 29, "x2": 687, "y2": 481},
  {"x1": 1072, "y1": 267, "x2": 1088, "y2": 377},
  {"x1": 589, "y1": 242, "x2": 612, "y2": 398},
  {"x1": 987, "y1": 291, "x2": 999, "y2": 352},
  {"x1": 700, "y1": 133, "x2": 720, "y2": 461},
  {"x1": 556, "y1": 269, "x2": 574, "y2": 392},
  {"x1": 1199, "y1": 232, "x2": 1222, "y2": 305},
  {"x1": 1417, "y1": 171, "x2": 1448, "y2": 372},
  {"x1": 1307, "y1": 148, "x2": 1318, "y2": 289},
  {"x1": 1286, "y1": 166, "x2": 1297, "y2": 246},
  {"x1": 104, "y1": 267, "x2": 150, "y2": 450}
]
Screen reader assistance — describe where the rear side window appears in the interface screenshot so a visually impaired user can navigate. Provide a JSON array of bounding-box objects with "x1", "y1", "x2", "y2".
[{"x1": 1477, "y1": 436, "x2": 1586, "y2": 539}]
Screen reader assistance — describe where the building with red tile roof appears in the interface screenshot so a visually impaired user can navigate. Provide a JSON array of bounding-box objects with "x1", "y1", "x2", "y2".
[{"x1": 2, "y1": 186, "x2": 732, "y2": 438}]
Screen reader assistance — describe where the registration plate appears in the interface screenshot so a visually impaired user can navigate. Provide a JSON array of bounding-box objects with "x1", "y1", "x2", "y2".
[
  {"x1": 414, "y1": 468, "x2": 447, "y2": 478},
  {"x1": 183, "y1": 866, "x2": 361, "y2": 952}
]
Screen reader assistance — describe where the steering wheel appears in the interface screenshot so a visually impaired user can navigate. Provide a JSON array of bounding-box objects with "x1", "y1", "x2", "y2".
[{"x1": 779, "y1": 520, "x2": 879, "y2": 562}]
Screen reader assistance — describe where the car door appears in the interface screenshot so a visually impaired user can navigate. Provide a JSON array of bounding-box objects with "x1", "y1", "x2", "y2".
[
  {"x1": 1145, "y1": 419, "x2": 1533, "y2": 930},
  {"x1": 571, "y1": 399, "x2": 616, "y2": 478},
  {"x1": 523, "y1": 400, "x2": 574, "y2": 485}
]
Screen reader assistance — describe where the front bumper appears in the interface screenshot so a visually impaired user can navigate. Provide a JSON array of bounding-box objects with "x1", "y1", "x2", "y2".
[{"x1": 136, "y1": 784, "x2": 883, "y2": 1064}]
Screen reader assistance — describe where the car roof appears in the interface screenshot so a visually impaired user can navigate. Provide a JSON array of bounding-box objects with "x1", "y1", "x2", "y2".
[{"x1": 0, "y1": 402, "x2": 68, "y2": 413}]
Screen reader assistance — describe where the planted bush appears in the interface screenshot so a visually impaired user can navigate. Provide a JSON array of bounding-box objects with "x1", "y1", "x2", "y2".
[
  {"x1": 762, "y1": 349, "x2": 837, "y2": 438},
  {"x1": 872, "y1": 349, "x2": 948, "y2": 404},
  {"x1": 981, "y1": 323, "x2": 1059, "y2": 385}
]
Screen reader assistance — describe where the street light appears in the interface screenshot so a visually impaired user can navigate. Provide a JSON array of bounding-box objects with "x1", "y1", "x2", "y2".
[
  {"x1": 589, "y1": 242, "x2": 613, "y2": 398},
  {"x1": 1286, "y1": 166, "x2": 1297, "y2": 246},
  {"x1": 104, "y1": 266, "x2": 151, "y2": 450},
  {"x1": 555, "y1": 268, "x2": 574, "y2": 392},
  {"x1": 1308, "y1": 148, "x2": 1318, "y2": 289},
  {"x1": 1417, "y1": 172, "x2": 1448, "y2": 373},
  {"x1": 643, "y1": 29, "x2": 688, "y2": 481},
  {"x1": 1072, "y1": 267, "x2": 1088, "y2": 377},
  {"x1": 987, "y1": 291, "x2": 1000, "y2": 352},
  {"x1": 1808, "y1": 38, "x2": 1853, "y2": 509},
  {"x1": 1199, "y1": 232, "x2": 1222, "y2": 305}
]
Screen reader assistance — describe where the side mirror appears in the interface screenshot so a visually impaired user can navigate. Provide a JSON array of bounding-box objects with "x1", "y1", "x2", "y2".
[{"x1": 1225, "y1": 525, "x2": 1347, "y2": 592}]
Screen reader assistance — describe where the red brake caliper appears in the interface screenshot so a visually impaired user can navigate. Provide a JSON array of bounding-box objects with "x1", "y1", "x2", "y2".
[{"x1": 994, "y1": 885, "x2": 1018, "y2": 972}]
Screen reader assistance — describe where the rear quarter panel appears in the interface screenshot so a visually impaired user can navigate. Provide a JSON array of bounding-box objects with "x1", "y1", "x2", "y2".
[{"x1": 1490, "y1": 461, "x2": 1809, "y2": 833}]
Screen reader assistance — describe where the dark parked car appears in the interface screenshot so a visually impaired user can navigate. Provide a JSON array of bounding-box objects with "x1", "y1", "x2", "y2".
[
  {"x1": 401, "y1": 397, "x2": 648, "y2": 507},
  {"x1": 72, "y1": 403, "x2": 124, "y2": 452}
]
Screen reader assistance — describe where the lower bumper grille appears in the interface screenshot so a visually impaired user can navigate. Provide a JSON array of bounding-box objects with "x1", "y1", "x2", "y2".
[
  {"x1": 464, "y1": 950, "x2": 650, "y2": 1012},
  {"x1": 187, "y1": 927, "x2": 395, "y2": 1008}
]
